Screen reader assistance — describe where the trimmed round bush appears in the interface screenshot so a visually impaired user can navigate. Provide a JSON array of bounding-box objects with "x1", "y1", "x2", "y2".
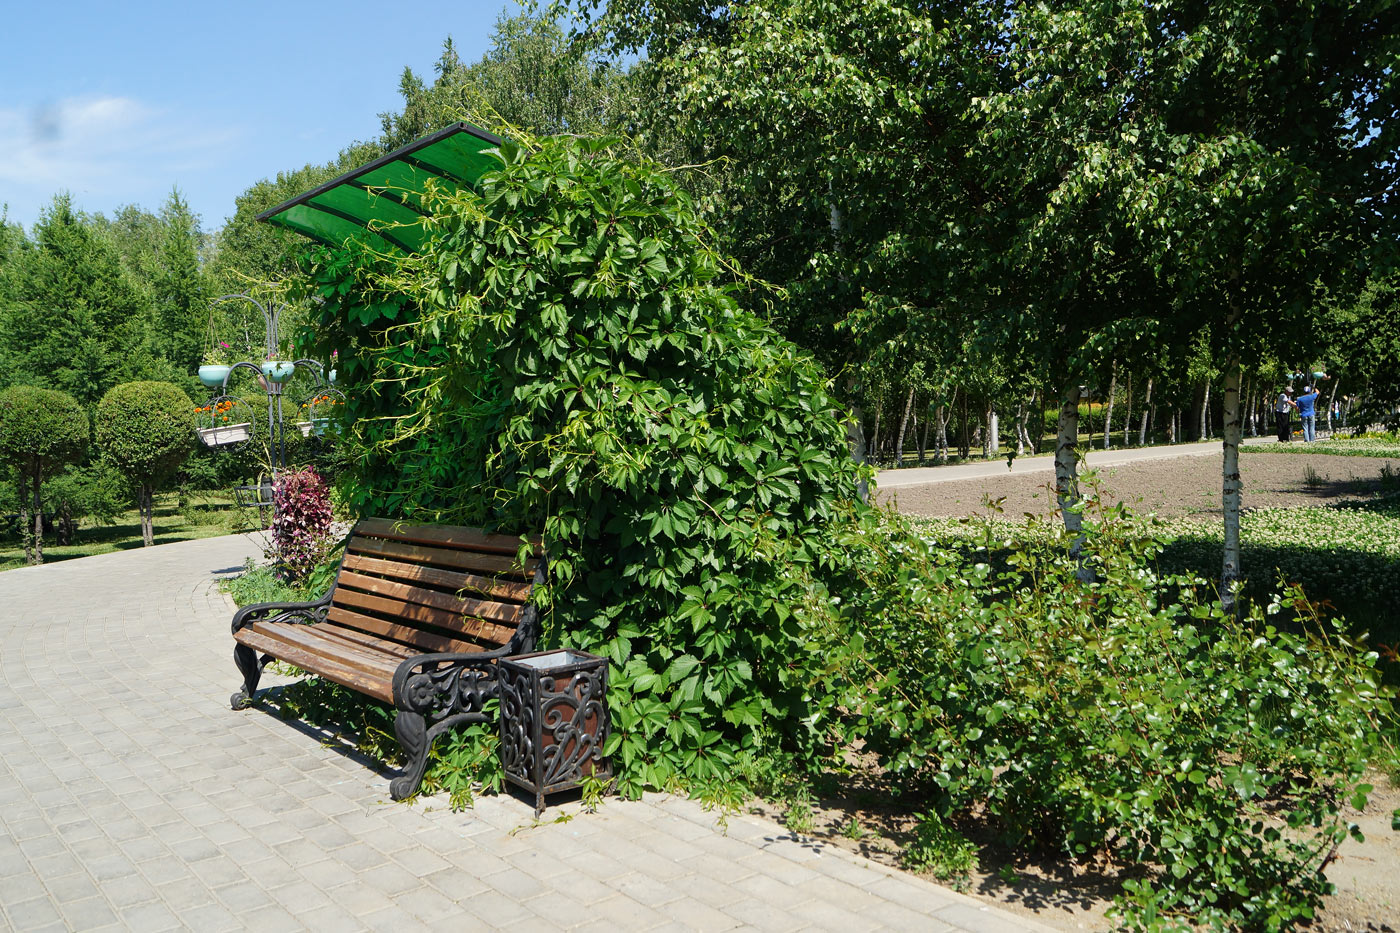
[
  {"x1": 95, "y1": 381, "x2": 193, "y2": 546},
  {"x1": 0, "y1": 385, "x2": 89, "y2": 563}
]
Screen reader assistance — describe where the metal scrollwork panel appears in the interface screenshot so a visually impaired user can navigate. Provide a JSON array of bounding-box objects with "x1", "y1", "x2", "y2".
[
  {"x1": 401, "y1": 662, "x2": 497, "y2": 719},
  {"x1": 498, "y1": 667, "x2": 536, "y2": 779},
  {"x1": 536, "y1": 670, "x2": 609, "y2": 789}
]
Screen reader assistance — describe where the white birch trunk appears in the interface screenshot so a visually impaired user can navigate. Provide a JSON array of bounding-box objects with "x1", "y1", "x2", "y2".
[
  {"x1": 1326, "y1": 378, "x2": 1340, "y2": 434},
  {"x1": 1122, "y1": 370, "x2": 1132, "y2": 447},
  {"x1": 1102, "y1": 362, "x2": 1117, "y2": 450},
  {"x1": 1139, "y1": 378, "x2": 1154, "y2": 446},
  {"x1": 1014, "y1": 399, "x2": 1027, "y2": 456},
  {"x1": 1055, "y1": 381, "x2": 1090, "y2": 580},
  {"x1": 1221, "y1": 364, "x2": 1243, "y2": 613},
  {"x1": 844, "y1": 377, "x2": 868, "y2": 501},
  {"x1": 895, "y1": 385, "x2": 915, "y2": 468},
  {"x1": 1199, "y1": 381, "x2": 1211, "y2": 441}
]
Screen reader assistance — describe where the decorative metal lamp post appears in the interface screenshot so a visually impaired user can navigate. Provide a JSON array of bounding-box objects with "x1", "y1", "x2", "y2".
[
  {"x1": 498, "y1": 649, "x2": 612, "y2": 816},
  {"x1": 195, "y1": 293, "x2": 343, "y2": 517}
]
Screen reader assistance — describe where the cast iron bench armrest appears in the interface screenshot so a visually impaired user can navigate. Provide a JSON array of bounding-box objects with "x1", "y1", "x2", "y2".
[
  {"x1": 392, "y1": 646, "x2": 515, "y2": 716},
  {"x1": 231, "y1": 591, "x2": 333, "y2": 634}
]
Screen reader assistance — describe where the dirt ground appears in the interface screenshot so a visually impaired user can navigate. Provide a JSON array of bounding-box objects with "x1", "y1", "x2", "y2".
[
  {"x1": 750, "y1": 776, "x2": 1400, "y2": 932},
  {"x1": 859, "y1": 450, "x2": 1400, "y2": 930},
  {"x1": 879, "y1": 452, "x2": 1400, "y2": 520}
]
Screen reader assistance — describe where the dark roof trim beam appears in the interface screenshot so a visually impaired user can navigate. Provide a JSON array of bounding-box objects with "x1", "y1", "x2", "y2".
[{"x1": 254, "y1": 121, "x2": 503, "y2": 223}]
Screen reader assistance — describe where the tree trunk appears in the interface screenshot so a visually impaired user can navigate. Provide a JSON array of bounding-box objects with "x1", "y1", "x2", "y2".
[
  {"x1": 959, "y1": 389, "x2": 971, "y2": 460},
  {"x1": 142, "y1": 484, "x2": 155, "y2": 546},
  {"x1": 1198, "y1": 381, "x2": 1211, "y2": 441},
  {"x1": 1139, "y1": 378, "x2": 1154, "y2": 446},
  {"x1": 1030, "y1": 390, "x2": 1042, "y2": 453},
  {"x1": 1221, "y1": 364, "x2": 1244, "y2": 613},
  {"x1": 869, "y1": 404, "x2": 882, "y2": 465},
  {"x1": 1103, "y1": 362, "x2": 1118, "y2": 450},
  {"x1": 985, "y1": 397, "x2": 996, "y2": 459},
  {"x1": 1122, "y1": 370, "x2": 1132, "y2": 447},
  {"x1": 1055, "y1": 381, "x2": 1091, "y2": 580},
  {"x1": 895, "y1": 385, "x2": 915, "y2": 468},
  {"x1": 918, "y1": 403, "x2": 931, "y2": 464},
  {"x1": 1169, "y1": 408, "x2": 1178, "y2": 444},
  {"x1": 934, "y1": 403, "x2": 948, "y2": 463},
  {"x1": 1014, "y1": 398, "x2": 1027, "y2": 456},
  {"x1": 1326, "y1": 378, "x2": 1340, "y2": 434},
  {"x1": 31, "y1": 472, "x2": 44, "y2": 565},
  {"x1": 845, "y1": 382, "x2": 869, "y2": 502}
]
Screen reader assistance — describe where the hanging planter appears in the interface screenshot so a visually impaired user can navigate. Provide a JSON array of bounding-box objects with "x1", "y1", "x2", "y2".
[
  {"x1": 261, "y1": 360, "x2": 296, "y2": 383},
  {"x1": 295, "y1": 388, "x2": 347, "y2": 440},
  {"x1": 195, "y1": 395, "x2": 255, "y2": 447},
  {"x1": 295, "y1": 418, "x2": 337, "y2": 437},
  {"x1": 197, "y1": 422, "x2": 252, "y2": 446},
  {"x1": 198, "y1": 365, "x2": 232, "y2": 388}
]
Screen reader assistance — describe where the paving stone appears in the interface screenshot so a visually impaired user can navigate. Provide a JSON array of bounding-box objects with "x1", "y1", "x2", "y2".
[{"x1": 0, "y1": 533, "x2": 1043, "y2": 933}]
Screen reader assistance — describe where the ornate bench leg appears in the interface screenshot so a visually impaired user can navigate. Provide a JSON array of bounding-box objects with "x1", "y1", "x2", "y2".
[
  {"x1": 231, "y1": 644, "x2": 262, "y2": 710},
  {"x1": 389, "y1": 710, "x2": 429, "y2": 800}
]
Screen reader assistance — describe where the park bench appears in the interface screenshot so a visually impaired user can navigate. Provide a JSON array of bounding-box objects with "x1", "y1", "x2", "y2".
[{"x1": 230, "y1": 517, "x2": 545, "y2": 800}]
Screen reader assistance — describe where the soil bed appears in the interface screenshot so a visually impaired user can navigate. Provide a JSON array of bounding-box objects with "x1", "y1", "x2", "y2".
[{"x1": 878, "y1": 453, "x2": 1400, "y2": 519}]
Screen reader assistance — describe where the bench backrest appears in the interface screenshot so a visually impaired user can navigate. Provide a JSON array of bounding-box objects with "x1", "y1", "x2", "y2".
[{"x1": 327, "y1": 518, "x2": 545, "y2": 656}]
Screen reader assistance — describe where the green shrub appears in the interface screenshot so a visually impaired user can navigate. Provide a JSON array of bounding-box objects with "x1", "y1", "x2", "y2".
[
  {"x1": 901, "y1": 811, "x2": 978, "y2": 883},
  {"x1": 95, "y1": 381, "x2": 193, "y2": 546},
  {"x1": 839, "y1": 502, "x2": 1398, "y2": 930},
  {"x1": 0, "y1": 385, "x2": 89, "y2": 563},
  {"x1": 302, "y1": 134, "x2": 869, "y2": 795}
]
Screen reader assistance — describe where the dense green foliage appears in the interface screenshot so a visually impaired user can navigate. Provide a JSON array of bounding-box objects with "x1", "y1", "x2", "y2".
[
  {"x1": 305, "y1": 134, "x2": 868, "y2": 791},
  {"x1": 95, "y1": 382, "x2": 194, "y2": 546},
  {"x1": 0, "y1": 385, "x2": 89, "y2": 563},
  {"x1": 844, "y1": 505, "x2": 1398, "y2": 929}
]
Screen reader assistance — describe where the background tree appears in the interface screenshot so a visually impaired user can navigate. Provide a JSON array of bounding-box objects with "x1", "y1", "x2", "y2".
[
  {"x1": 0, "y1": 196, "x2": 147, "y2": 406},
  {"x1": 95, "y1": 382, "x2": 193, "y2": 546},
  {"x1": 380, "y1": 12, "x2": 637, "y2": 148},
  {"x1": 0, "y1": 386, "x2": 88, "y2": 564}
]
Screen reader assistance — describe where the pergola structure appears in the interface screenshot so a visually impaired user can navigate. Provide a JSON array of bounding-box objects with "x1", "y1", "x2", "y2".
[{"x1": 256, "y1": 122, "x2": 503, "y2": 253}]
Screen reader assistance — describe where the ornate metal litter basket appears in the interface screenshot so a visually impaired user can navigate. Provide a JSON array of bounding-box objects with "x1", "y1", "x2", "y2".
[{"x1": 498, "y1": 649, "x2": 611, "y2": 815}]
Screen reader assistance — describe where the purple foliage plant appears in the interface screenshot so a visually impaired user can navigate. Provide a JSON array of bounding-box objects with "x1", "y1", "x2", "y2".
[{"x1": 271, "y1": 467, "x2": 333, "y2": 583}]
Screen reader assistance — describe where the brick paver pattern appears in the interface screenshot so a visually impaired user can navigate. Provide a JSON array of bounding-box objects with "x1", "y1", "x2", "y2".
[{"x1": 0, "y1": 534, "x2": 1050, "y2": 931}]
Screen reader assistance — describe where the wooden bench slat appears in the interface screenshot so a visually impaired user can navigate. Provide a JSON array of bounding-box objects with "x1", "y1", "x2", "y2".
[
  {"x1": 315, "y1": 622, "x2": 422, "y2": 659},
  {"x1": 330, "y1": 588, "x2": 516, "y2": 647},
  {"x1": 235, "y1": 627, "x2": 395, "y2": 703},
  {"x1": 354, "y1": 517, "x2": 543, "y2": 556},
  {"x1": 325, "y1": 605, "x2": 488, "y2": 654},
  {"x1": 247, "y1": 620, "x2": 402, "y2": 678},
  {"x1": 340, "y1": 553, "x2": 531, "y2": 602},
  {"x1": 349, "y1": 535, "x2": 539, "y2": 577},
  {"x1": 335, "y1": 570, "x2": 523, "y2": 625}
]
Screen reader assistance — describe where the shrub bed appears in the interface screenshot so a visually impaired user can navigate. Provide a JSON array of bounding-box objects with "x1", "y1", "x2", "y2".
[{"x1": 842, "y1": 505, "x2": 1398, "y2": 929}]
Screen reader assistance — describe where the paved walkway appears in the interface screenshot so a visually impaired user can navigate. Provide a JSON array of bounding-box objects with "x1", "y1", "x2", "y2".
[
  {"x1": 0, "y1": 536, "x2": 1052, "y2": 932},
  {"x1": 876, "y1": 436, "x2": 1276, "y2": 488}
]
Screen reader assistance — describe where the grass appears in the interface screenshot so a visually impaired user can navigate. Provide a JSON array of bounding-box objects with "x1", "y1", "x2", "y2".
[
  {"x1": 1242, "y1": 433, "x2": 1400, "y2": 459},
  {"x1": 0, "y1": 490, "x2": 256, "y2": 572}
]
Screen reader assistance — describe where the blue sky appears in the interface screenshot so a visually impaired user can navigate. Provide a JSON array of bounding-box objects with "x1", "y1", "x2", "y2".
[{"x1": 0, "y1": 0, "x2": 518, "y2": 234}]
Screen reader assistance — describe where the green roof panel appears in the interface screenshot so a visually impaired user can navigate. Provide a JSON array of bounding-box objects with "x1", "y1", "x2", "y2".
[{"x1": 256, "y1": 122, "x2": 503, "y2": 253}]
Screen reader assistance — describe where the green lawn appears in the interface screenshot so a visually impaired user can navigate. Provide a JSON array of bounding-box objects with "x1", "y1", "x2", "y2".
[
  {"x1": 1242, "y1": 433, "x2": 1400, "y2": 458},
  {"x1": 1, "y1": 491, "x2": 257, "y2": 572}
]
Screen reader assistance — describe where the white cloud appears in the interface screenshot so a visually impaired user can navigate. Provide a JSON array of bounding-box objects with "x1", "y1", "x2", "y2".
[{"x1": 0, "y1": 95, "x2": 241, "y2": 224}]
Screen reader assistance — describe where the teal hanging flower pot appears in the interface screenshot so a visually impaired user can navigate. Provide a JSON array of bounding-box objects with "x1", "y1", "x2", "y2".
[
  {"x1": 197, "y1": 365, "x2": 231, "y2": 388},
  {"x1": 260, "y1": 360, "x2": 296, "y2": 383}
]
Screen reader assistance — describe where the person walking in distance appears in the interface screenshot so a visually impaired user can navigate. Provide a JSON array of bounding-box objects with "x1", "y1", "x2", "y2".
[
  {"x1": 1296, "y1": 384, "x2": 1322, "y2": 442},
  {"x1": 1275, "y1": 386, "x2": 1295, "y2": 442}
]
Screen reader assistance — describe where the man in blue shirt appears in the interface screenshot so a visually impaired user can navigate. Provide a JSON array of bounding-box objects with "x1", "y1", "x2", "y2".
[{"x1": 1296, "y1": 385, "x2": 1321, "y2": 442}]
